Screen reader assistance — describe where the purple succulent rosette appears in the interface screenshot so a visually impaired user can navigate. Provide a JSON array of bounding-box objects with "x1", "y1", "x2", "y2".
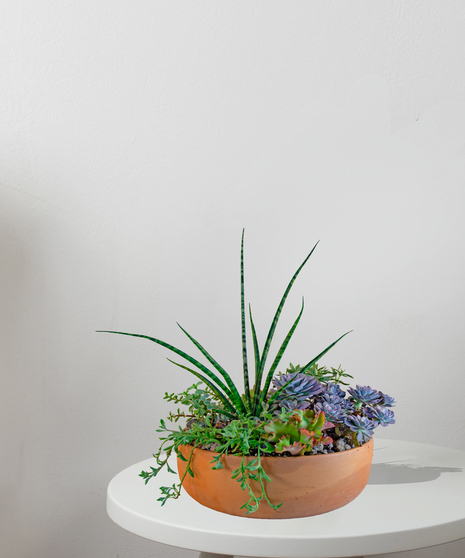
[
  {"x1": 314, "y1": 401, "x2": 346, "y2": 423},
  {"x1": 364, "y1": 405, "x2": 395, "y2": 426},
  {"x1": 319, "y1": 392, "x2": 344, "y2": 406},
  {"x1": 340, "y1": 398, "x2": 355, "y2": 414},
  {"x1": 273, "y1": 372, "x2": 324, "y2": 409},
  {"x1": 325, "y1": 382, "x2": 345, "y2": 399},
  {"x1": 377, "y1": 391, "x2": 396, "y2": 407},
  {"x1": 344, "y1": 415, "x2": 376, "y2": 443},
  {"x1": 271, "y1": 367, "x2": 396, "y2": 449},
  {"x1": 280, "y1": 398, "x2": 311, "y2": 411},
  {"x1": 347, "y1": 385, "x2": 382, "y2": 406}
]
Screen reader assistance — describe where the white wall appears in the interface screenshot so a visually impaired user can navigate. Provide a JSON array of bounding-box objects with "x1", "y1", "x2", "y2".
[{"x1": 1, "y1": 2, "x2": 465, "y2": 557}]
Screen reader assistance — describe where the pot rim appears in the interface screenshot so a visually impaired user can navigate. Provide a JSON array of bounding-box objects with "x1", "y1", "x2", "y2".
[{"x1": 179, "y1": 436, "x2": 373, "y2": 460}]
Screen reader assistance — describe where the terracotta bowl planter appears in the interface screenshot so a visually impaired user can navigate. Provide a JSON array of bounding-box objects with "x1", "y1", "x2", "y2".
[{"x1": 177, "y1": 438, "x2": 373, "y2": 519}]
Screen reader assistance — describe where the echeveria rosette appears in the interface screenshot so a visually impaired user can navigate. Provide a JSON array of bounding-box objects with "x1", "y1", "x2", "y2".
[
  {"x1": 274, "y1": 372, "x2": 324, "y2": 398},
  {"x1": 280, "y1": 399, "x2": 311, "y2": 411},
  {"x1": 378, "y1": 391, "x2": 396, "y2": 408},
  {"x1": 344, "y1": 415, "x2": 376, "y2": 443},
  {"x1": 314, "y1": 401, "x2": 345, "y2": 423},
  {"x1": 340, "y1": 398, "x2": 355, "y2": 415},
  {"x1": 325, "y1": 382, "x2": 345, "y2": 400},
  {"x1": 313, "y1": 391, "x2": 346, "y2": 422},
  {"x1": 273, "y1": 372, "x2": 324, "y2": 410},
  {"x1": 347, "y1": 385, "x2": 382, "y2": 409},
  {"x1": 364, "y1": 405, "x2": 395, "y2": 427},
  {"x1": 318, "y1": 392, "x2": 345, "y2": 406}
]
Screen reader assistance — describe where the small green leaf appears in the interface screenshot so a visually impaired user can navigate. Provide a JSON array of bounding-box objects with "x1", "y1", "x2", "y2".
[
  {"x1": 245, "y1": 458, "x2": 259, "y2": 471},
  {"x1": 260, "y1": 470, "x2": 272, "y2": 483}
]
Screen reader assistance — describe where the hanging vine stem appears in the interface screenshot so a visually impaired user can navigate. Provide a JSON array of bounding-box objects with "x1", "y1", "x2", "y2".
[
  {"x1": 156, "y1": 444, "x2": 198, "y2": 505},
  {"x1": 232, "y1": 445, "x2": 283, "y2": 514}
]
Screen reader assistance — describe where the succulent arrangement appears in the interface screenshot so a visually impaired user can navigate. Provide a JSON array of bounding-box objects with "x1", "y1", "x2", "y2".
[{"x1": 100, "y1": 231, "x2": 395, "y2": 514}]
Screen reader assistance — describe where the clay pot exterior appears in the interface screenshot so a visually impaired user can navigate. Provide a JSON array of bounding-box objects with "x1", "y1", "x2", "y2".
[{"x1": 177, "y1": 438, "x2": 373, "y2": 518}]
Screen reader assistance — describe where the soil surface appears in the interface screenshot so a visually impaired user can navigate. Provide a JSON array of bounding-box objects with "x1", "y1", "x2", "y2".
[{"x1": 185, "y1": 419, "x2": 370, "y2": 456}]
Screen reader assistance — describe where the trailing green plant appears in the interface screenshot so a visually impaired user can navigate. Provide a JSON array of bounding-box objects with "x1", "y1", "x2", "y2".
[
  {"x1": 140, "y1": 396, "x2": 284, "y2": 512},
  {"x1": 99, "y1": 232, "x2": 396, "y2": 514}
]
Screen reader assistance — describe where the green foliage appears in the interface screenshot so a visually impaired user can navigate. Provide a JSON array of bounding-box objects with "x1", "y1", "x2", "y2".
[
  {"x1": 138, "y1": 386, "x2": 339, "y2": 512},
  {"x1": 99, "y1": 232, "x2": 362, "y2": 515},
  {"x1": 163, "y1": 382, "x2": 225, "y2": 422},
  {"x1": 232, "y1": 451, "x2": 282, "y2": 514},
  {"x1": 139, "y1": 398, "x2": 285, "y2": 511},
  {"x1": 264, "y1": 409, "x2": 333, "y2": 456},
  {"x1": 98, "y1": 231, "x2": 349, "y2": 421},
  {"x1": 284, "y1": 362, "x2": 354, "y2": 386}
]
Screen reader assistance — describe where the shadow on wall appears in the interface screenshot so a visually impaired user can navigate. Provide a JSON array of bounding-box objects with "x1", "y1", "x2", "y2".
[
  {"x1": 0, "y1": 191, "x2": 39, "y2": 557},
  {"x1": 0, "y1": 187, "x2": 119, "y2": 558}
]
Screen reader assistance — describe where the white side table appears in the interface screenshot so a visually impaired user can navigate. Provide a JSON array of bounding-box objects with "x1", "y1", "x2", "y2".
[{"x1": 107, "y1": 439, "x2": 465, "y2": 558}]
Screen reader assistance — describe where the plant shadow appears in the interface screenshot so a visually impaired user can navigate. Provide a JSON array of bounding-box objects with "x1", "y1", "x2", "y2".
[{"x1": 368, "y1": 460, "x2": 462, "y2": 485}]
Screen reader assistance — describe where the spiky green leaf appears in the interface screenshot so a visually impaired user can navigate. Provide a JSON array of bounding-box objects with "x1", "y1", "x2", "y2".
[
  {"x1": 254, "y1": 242, "x2": 319, "y2": 397},
  {"x1": 240, "y1": 229, "x2": 251, "y2": 411},
  {"x1": 255, "y1": 297, "x2": 305, "y2": 413},
  {"x1": 176, "y1": 323, "x2": 246, "y2": 414},
  {"x1": 97, "y1": 330, "x2": 235, "y2": 401},
  {"x1": 166, "y1": 359, "x2": 237, "y2": 418},
  {"x1": 248, "y1": 304, "x2": 260, "y2": 386},
  {"x1": 300, "y1": 331, "x2": 352, "y2": 374}
]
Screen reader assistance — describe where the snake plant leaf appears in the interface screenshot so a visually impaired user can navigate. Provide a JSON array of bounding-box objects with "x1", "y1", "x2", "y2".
[
  {"x1": 254, "y1": 241, "x2": 319, "y2": 399},
  {"x1": 248, "y1": 304, "x2": 260, "y2": 385},
  {"x1": 97, "y1": 330, "x2": 234, "y2": 402},
  {"x1": 254, "y1": 297, "x2": 305, "y2": 414},
  {"x1": 240, "y1": 229, "x2": 251, "y2": 411},
  {"x1": 165, "y1": 359, "x2": 237, "y2": 418},
  {"x1": 299, "y1": 331, "x2": 352, "y2": 374},
  {"x1": 249, "y1": 304, "x2": 260, "y2": 382},
  {"x1": 176, "y1": 323, "x2": 246, "y2": 414}
]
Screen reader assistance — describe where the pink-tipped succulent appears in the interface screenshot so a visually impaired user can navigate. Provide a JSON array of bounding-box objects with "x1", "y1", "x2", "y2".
[{"x1": 264, "y1": 409, "x2": 333, "y2": 456}]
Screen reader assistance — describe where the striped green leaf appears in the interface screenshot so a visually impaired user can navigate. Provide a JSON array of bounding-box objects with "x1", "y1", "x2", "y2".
[
  {"x1": 254, "y1": 241, "x2": 319, "y2": 398},
  {"x1": 255, "y1": 297, "x2": 305, "y2": 414},
  {"x1": 97, "y1": 330, "x2": 234, "y2": 402},
  {"x1": 300, "y1": 331, "x2": 352, "y2": 374},
  {"x1": 166, "y1": 359, "x2": 237, "y2": 418},
  {"x1": 248, "y1": 304, "x2": 260, "y2": 388},
  {"x1": 240, "y1": 229, "x2": 251, "y2": 411},
  {"x1": 176, "y1": 323, "x2": 246, "y2": 414}
]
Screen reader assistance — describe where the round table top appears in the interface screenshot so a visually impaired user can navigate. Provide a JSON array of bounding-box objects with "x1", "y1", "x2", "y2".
[{"x1": 107, "y1": 438, "x2": 465, "y2": 558}]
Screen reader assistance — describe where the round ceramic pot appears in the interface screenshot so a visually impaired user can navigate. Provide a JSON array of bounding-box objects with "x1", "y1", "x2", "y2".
[{"x1": 177, "y1": 438, "x2": 373, "y2": 519}]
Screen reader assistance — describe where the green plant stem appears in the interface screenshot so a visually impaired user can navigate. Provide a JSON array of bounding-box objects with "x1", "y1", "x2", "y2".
[{"x1": 241, "y1": 229, "x2": 252, "y2": 412}]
